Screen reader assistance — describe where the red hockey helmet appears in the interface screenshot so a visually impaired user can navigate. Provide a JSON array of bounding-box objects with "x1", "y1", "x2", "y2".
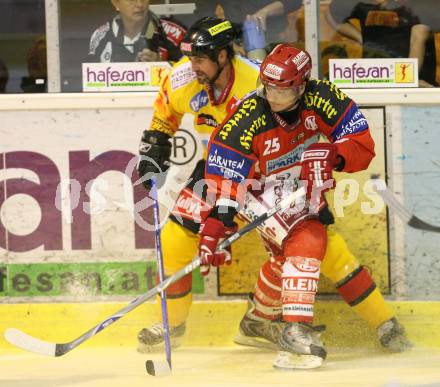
[{"x1": 260, "y1": 44, "x2": 312, "y2": 88}]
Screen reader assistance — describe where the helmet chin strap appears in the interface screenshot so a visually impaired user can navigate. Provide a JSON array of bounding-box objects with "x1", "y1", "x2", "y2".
[
  {"x1": 206, "y1": 57, "x2": 234, "y2": 106},
  {"x1": 208, "y1": 59, "x2": 224, "y2": 85}
]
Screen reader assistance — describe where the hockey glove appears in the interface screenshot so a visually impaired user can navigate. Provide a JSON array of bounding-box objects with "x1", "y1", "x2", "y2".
[
  {"x1": 137, "y1": 130, "x2": 172, "y2": 190},
  {"x1": 300, "y1": 143, "x2": 339, "y2": 207},
  {"x1": 198, "y1": 217, "x2": 238, "y2": 276}
]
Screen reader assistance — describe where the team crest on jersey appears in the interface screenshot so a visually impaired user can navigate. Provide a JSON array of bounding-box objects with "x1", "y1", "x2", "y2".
[
  {"x1": 304, "y1": 115, "x2": 318, "y2": 131},
  {"x1": 190, "y1": 90, "x2": 209, "y2": 112}
]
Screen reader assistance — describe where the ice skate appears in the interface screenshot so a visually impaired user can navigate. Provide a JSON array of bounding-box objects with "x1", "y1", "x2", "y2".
[
  {"x1": 234, "y1": 294, "x2": 286, "y2": 350},
  {"x1": 273, "y1": 322, "x2": 327, "y2": 370},
  {"x1": 377, "y1": 317, "x2": 412, "y2": 352},
  {"x1": 137, "y1": 322, "x2": 186, "y2": 353}
]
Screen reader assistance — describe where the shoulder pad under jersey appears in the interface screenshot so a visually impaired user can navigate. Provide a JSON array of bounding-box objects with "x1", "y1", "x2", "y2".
[
  {"x1": 234, "y1": 55, "x2": 261, "y2": 71},
  {"x1": 215, "y1": 93, "x2": 271, "y2": 154},
  {"x1": 302, "y1": 79, "x2": 352, "y2": 127}
]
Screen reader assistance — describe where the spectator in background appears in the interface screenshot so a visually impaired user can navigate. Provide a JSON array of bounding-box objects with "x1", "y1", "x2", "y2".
[
  {"x1": 0, "y1": 58, "x2": 8, "y2": 93},
  {"x1": 243, "y1": 0, "x2": 302, "y2": 60},
  {"x1": 403, "y1": 0, "x2": 439, "y2": 87},
  {"x1": 247, "y1": 0, "x2": 302, "y2": 45},
  {"x1": 327, "y1": 0, "x2": 434, "y2": 86},
  {"x1": 21, "y1": 36, "x2": 47, "y2": 93},
  {"x1": 88, "y1": 0, "x2": 186, "y2": 63},
  {"x1": 178, "y1": 1, "x2": 302, "y2": 59}
]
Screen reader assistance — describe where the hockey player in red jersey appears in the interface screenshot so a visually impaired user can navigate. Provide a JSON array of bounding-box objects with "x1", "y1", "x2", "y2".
[
  {"x1": 201, "y1": 43, "x2": 377, "y2": 369},
  {"x1": 137, "y1": 20, "x2": 411, "y2": 354}
]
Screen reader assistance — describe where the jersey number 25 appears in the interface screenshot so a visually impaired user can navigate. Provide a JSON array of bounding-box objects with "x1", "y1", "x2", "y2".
[{"x1": 263, "y1": 138, "x2": 280, "y2": 156}]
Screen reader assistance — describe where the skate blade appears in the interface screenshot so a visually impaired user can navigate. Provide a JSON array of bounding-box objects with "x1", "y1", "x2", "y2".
[
  {"x1": 234, "y1": 333, "x2": 278, "y2": 350},
  {"x1": 137, "y1": 338, "x2": 182, "y2": 354},
  {"x1": 272, "y1": 351, "x2": 323, "y2": 370},
  {"x1": 383, "y1": 338, "x2": 413, "y2": 353}
]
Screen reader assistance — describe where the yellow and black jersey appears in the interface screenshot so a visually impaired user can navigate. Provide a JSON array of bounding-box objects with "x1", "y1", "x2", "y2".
[{"x1": 149, "y1": 55, "x2": 260, "y2": 148}]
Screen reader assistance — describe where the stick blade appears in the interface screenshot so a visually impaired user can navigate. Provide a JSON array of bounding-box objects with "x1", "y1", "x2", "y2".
[
  {"x1": 409, "y1": 215, "x2": 440, "y2": 233},
  {"x1": 145, "y1": 359, "x2": 171, "y2": 376},
  {"x1": 4, "y1": 328, "x2": 56, "y2": 357}
]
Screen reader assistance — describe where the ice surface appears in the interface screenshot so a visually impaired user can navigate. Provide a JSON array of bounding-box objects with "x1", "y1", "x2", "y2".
[{"x1": 1, "y1": 346, "x2": 440, "y2": 387}]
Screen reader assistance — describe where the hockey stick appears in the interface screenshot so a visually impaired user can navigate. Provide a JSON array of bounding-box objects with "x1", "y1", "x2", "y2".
[
  {"x1": 4, "y1": 187, "x2": 306, "y2": 357},
  {"x1": 146, "y1": 178, "x2": 172, "y2": 376},
  {"x1": 372, "y1": 176, "x2": 440, "y2": 233}
]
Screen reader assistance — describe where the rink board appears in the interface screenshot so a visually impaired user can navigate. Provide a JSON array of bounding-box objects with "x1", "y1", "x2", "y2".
[
  {"x1": 0, "y1": 97, "x2": 388, "y2": 300},
  {"x1": 1, "y1": 91, "x2": 440, "y2": 303},
  {"x1": 1, "y1": 300, "x2": 439, "y2": 350}
]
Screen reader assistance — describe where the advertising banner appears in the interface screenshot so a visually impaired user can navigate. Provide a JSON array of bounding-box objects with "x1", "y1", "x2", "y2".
[
  {"x1": 0, "y1": 109, "x2": 203, "y2": 299},
  {"x1": 82, "y1": 62, "x2": 171, "y2": 92},
  {"x1": 329, "y1": 58, "x2": 418, "y2": 88},
  {"x1": 0, "y1": 105, "x2": 390, "y2": 300}
]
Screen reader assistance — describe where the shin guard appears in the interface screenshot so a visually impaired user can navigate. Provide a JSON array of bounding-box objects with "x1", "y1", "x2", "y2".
[
  {"x1": 254, "y1": 261, "x2": 283, "y2": 320},
  {"x1": 336, "y1": 266, "x2": 393, "y2": 327}
]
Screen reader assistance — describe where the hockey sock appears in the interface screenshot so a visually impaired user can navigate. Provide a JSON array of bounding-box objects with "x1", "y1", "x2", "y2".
[
  {"x1": 254, "y1": 260, "x2": 283, "y2": 320},
  {"x1": 282, "y1": 256, "x2": 321, "y2": 323},
  {"x1": 281, "y1": 220, "x2": 326, "y2": 323},
  {"x1": 322, "y1": 229, "x2": 394, "y2": 328},
  {"x1": 336, "y1": 266, "x2": 394, "y2": 328},
  {"x1": 156, "y1": 272, "x2": 192, "y2": 327}
]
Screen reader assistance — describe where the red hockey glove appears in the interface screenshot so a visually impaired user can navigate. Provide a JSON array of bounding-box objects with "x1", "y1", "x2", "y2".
[
  {"x1": 198, "y1": 217, "x2": 238, "y2": 276},
  {"x1": 300, "y1": 143, "x2": 339, "y2": 207}
]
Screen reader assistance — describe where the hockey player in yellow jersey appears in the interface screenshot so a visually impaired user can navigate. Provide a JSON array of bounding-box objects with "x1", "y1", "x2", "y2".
[{"x1": 136, "y1": 16, "x2": 411, "y2": 353}]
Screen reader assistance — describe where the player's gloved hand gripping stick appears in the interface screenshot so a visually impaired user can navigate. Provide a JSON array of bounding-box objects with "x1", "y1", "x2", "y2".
[{"x1": 4, "y1": 187, "x2": 306, "y2": 357}]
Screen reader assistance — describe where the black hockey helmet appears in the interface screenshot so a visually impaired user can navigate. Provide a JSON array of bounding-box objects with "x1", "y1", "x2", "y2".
[{"x1": 180, "y1": 17, "x2": 234, "y2": 61}]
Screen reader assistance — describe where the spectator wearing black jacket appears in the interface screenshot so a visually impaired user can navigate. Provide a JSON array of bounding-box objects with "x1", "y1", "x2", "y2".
[{"x1": 88, "y1": 0, "x2": 186, "y2": 63}]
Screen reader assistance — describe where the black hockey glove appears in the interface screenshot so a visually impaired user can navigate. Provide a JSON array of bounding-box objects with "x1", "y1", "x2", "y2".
[{"x1": 137, "y1": 130, "x2": 172, "y2": 190}]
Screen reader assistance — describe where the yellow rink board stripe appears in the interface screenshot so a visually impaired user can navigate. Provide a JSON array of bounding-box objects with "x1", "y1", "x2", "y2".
[{"x1": 1, "y1": 300, "x2": 439, "y2": 350}]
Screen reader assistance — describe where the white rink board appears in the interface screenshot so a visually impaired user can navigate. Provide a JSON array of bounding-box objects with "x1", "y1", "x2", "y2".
[
  {"x1": 0, "y1": 108, "x2": 201, "y2": 265},
  {"x1": 1, "y1": 91, "x2": 440, "y2": 300}
]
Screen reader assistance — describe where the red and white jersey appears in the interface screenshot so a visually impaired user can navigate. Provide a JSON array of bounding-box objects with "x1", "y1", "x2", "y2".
[{"x1": 205, "y1": 79, "x2": 375, "y2": 236}]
